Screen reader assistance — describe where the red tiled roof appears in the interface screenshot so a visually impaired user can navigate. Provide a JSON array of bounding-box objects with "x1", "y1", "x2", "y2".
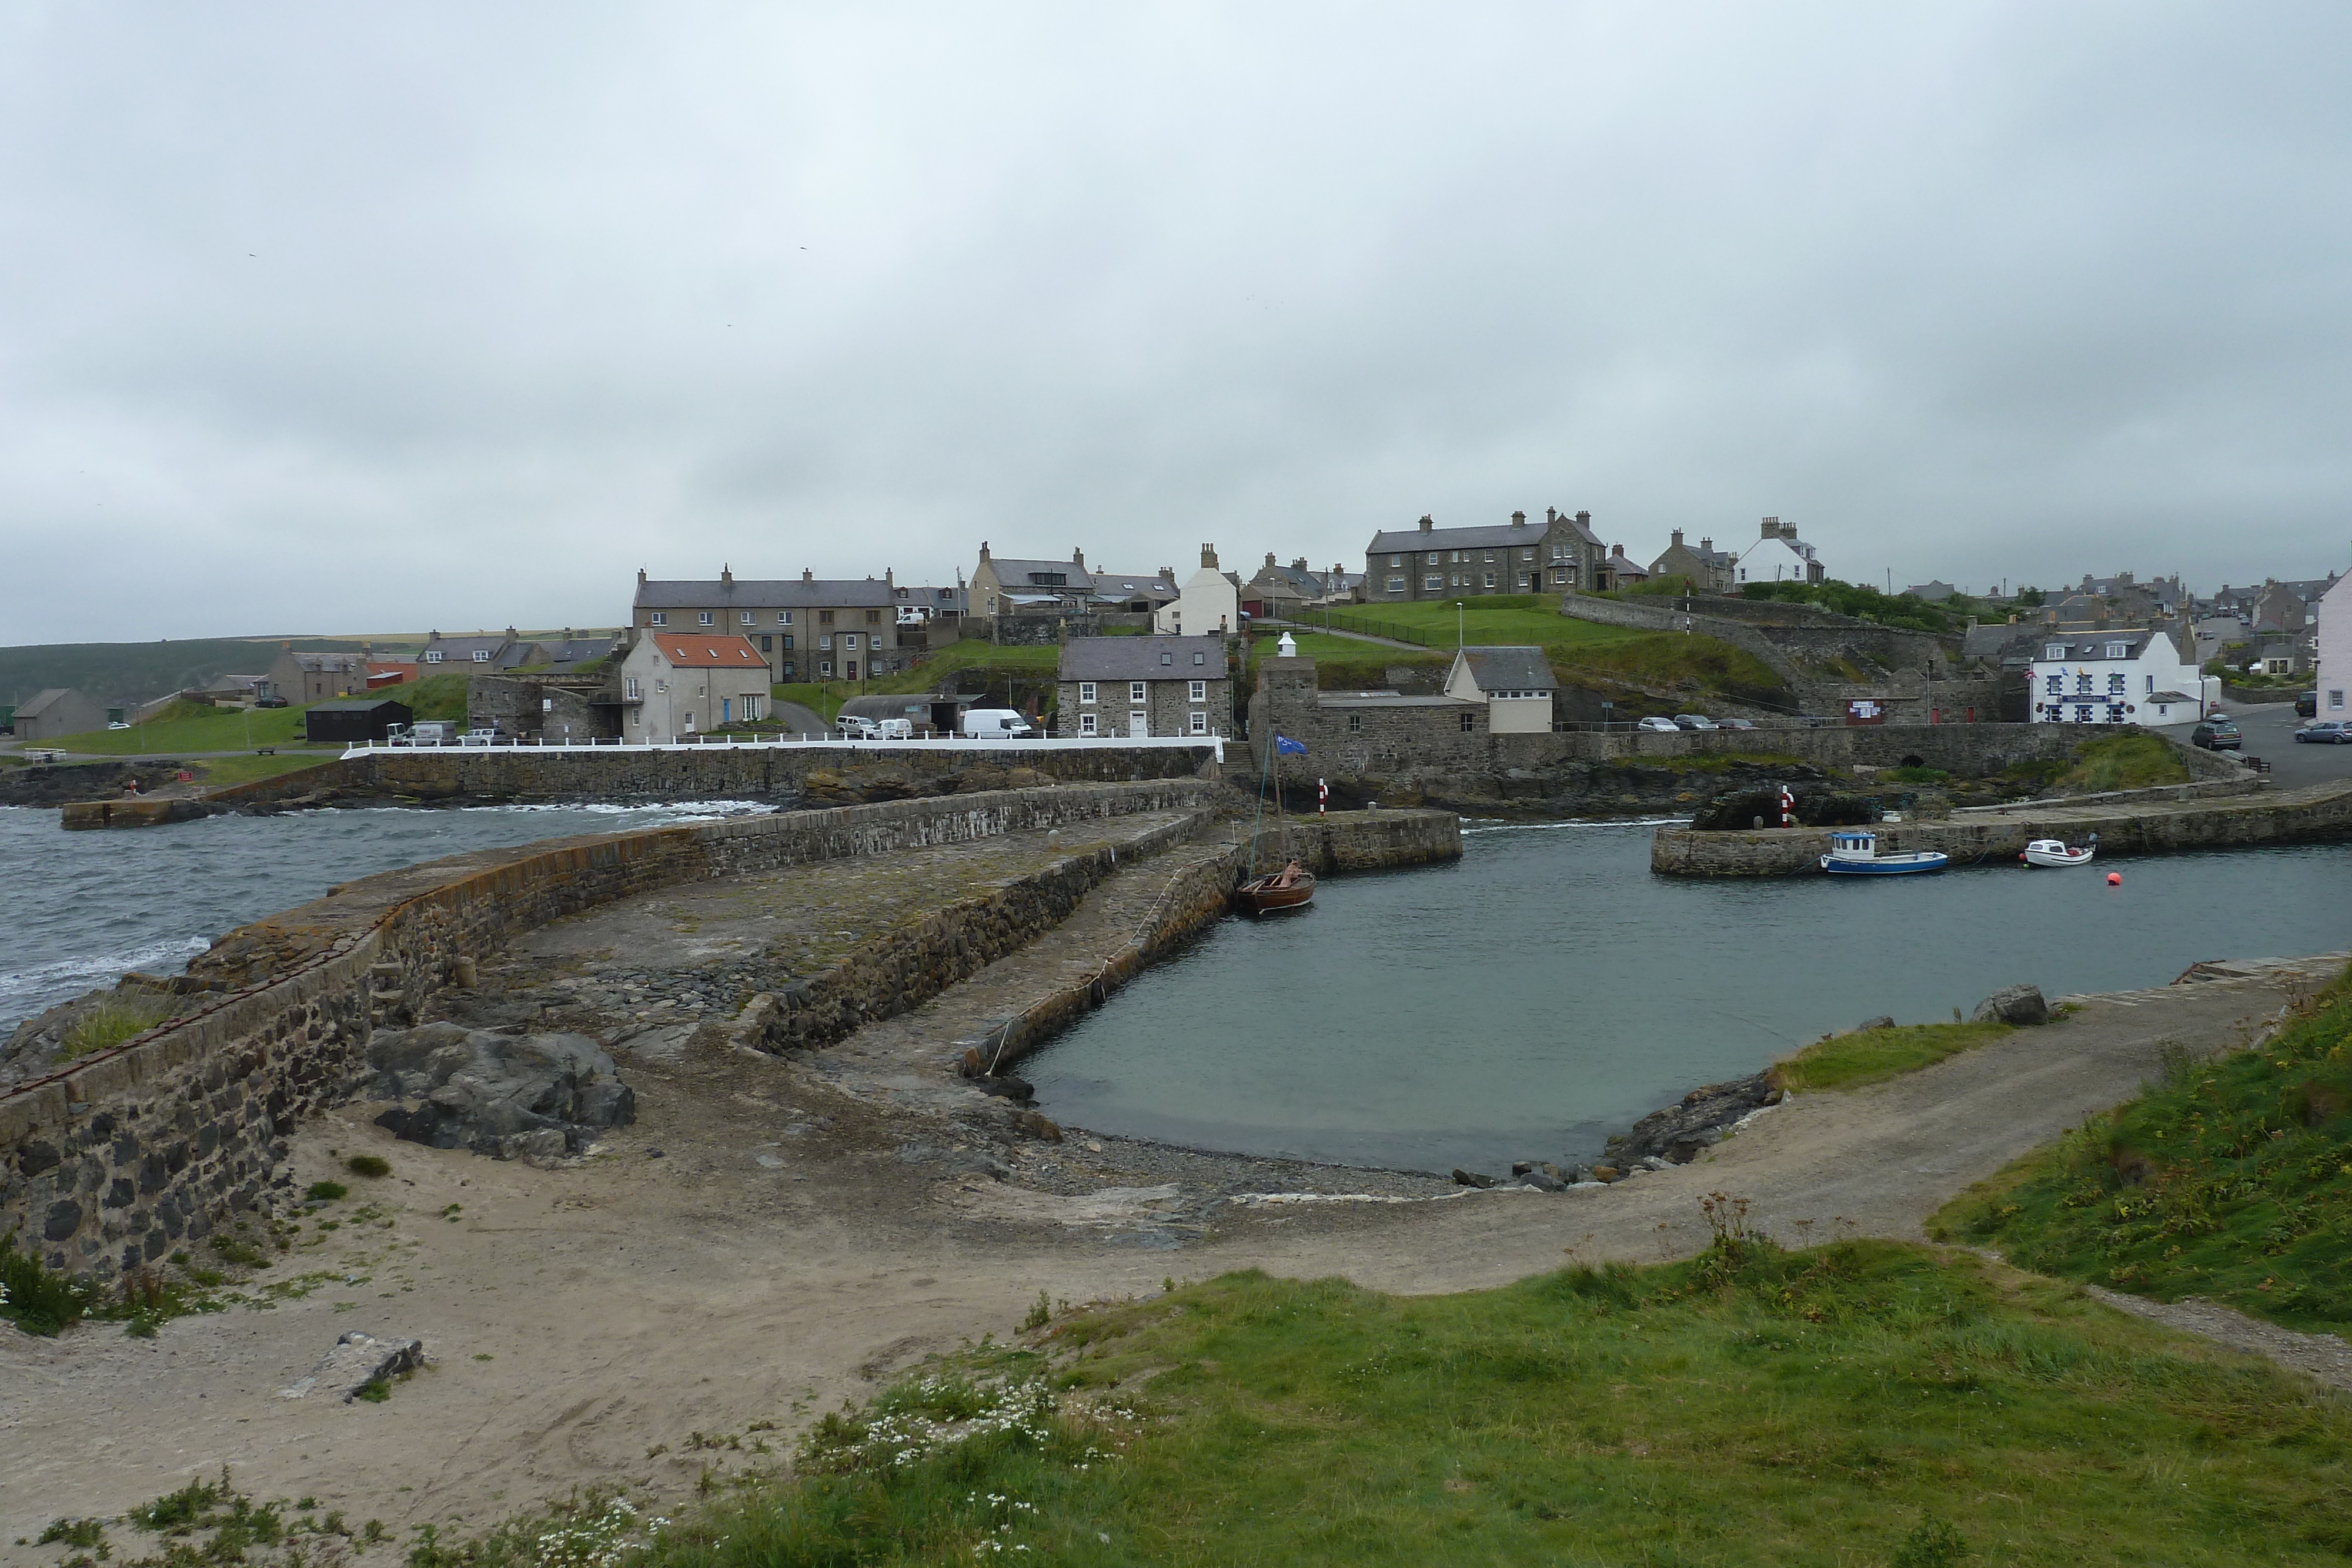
[{"x1": 652, "y1": 634, "x2": 767, "y2": 668}]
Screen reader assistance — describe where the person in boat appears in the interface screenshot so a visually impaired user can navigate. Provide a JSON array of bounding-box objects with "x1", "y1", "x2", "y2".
[{"x1": 1271, "y1": 859, "x2": 1306, "y2": 888}]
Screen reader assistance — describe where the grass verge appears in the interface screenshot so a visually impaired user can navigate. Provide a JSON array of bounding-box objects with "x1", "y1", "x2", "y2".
[
  {"x1": 1773, "y1": 1021, "x2": 2016, "y2": 1094},
  {"x1": 411, "y1": 1220, "x2": 2352, "y2": 1566},
  {"x1": 1929, "y1": 962, "x2": 2352, "y2": 1334}
]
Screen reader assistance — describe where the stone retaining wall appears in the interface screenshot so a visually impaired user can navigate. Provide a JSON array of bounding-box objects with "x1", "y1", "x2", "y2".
[
  {"x1": 0, "y1": 779, "x2": 1217, "y2": 1278},
  {"x1": 1651, "y1": 778, "x2": 2352, "y2": 876}
]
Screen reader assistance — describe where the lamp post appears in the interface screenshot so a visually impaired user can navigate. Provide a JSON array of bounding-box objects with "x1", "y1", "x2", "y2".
[{"x1": 1455, "y1": 600, "x2": 1465, "y2": 651}]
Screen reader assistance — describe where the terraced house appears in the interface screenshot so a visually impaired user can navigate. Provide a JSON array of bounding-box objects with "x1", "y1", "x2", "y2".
[
  {"x1": 1055, "y1": 635, "x2": 1230, "y2": 739},
  {"x1": 1364, "y1": 508, "x2": 1608, "y2": 603},
  {"x1": 632, "y1": 567, "x2": 908, "y2": 683}
]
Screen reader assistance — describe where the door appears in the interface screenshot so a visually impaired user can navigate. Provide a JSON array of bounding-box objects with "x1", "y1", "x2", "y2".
[{"x1": 1130, "y1": 709, "x2": 1150, "y2": 738}]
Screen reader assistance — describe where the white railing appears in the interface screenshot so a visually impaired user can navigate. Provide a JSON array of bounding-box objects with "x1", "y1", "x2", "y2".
[{"x1": 343, "y1": 734, "x2": 1225, "y2": 763}]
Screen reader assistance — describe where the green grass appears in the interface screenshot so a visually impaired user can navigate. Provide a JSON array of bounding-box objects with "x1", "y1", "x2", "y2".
[
  {"x1": 1316, "y1": 595, "x2": 1640, "y2": 651},
  {"x1": 416, "y1": 1229, "x2": 2352, "y2": 1566},
  {"x1": 1775, "y1": 1021, "x2": 2017, "y2": 1094},
  {"x1": 0, "y1": 1235, "x2": 97, "y2": 1336},
  {"x1": 771, "y1": 683, "x2": 844, "y2": 722},
  {"x1": 382, "y1": 670, "x2": 469, "y2": 721},
  {"x1": 2057, "y1": 733, "x2": 2191, "y2": 793},
  {"x1": 1931, "y1": 963, "x2": 2352, "y2": 1335},
  {"x1": 46, "y1": 703, "x2": 319, "y2": 755},
  {"x1": 58, "y1": 994, "x2": 176, "y2": 1061},
  {"x1": 1301, "y1": 600, "x2": 1787, "y2": 702}
]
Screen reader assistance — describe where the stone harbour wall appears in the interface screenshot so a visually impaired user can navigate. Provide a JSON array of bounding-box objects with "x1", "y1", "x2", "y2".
[
  {"x1": 0, "y1": 779, "x2": 1218, "y2": 1278},
  {"x1": 1651, "y1": 777, "x2": 2352, "y2": 877}
]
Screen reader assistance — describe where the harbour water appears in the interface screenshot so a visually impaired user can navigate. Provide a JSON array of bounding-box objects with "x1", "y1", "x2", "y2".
[
  {"x1": 1023, "y1": 821, "x2": 2352, "y2": 1175},
  {"x1": 0, "y1": 802, "x2": 767, "y2": 1035}
]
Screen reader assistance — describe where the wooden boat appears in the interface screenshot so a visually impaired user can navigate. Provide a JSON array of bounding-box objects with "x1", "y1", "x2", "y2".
[
  {"x1": 1235, "y1": 868, "x2": 1317, "y2": 913},
  {"x1": 1820, "y1": 830, "x2": 1948, "y2": 877},
  {"x1": 2022, "y1": 836, "x2": 2097, "y2": 868}
]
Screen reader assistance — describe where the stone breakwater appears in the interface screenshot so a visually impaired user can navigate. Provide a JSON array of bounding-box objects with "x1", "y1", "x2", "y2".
[
  {"x1": 0, "y1": 779, "x2": 1218, "y2": 1278},
  {"x1": 1651, "y1": 777, "x2": 2352, "y2": 876}
]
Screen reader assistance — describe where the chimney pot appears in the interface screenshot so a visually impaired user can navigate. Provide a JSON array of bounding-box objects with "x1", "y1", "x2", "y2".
[{"x1": 1200, "y1": 544, "x2": 1218, "y2": 568}]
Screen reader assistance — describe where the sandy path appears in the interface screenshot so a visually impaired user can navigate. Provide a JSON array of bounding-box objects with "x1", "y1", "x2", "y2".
[{"x1": 1, "y1": 942, "x2": 2338, "y2": 1553}]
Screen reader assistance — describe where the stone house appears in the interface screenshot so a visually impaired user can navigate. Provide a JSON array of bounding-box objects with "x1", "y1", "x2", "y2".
[
  {"x1": 1154, "y1": 545, "x2": 1243, "y2": 637},
  {"x1": 633, "y1": 568, "x2": 910, "y2": 683},
  {"x1": 1247, "y1": 655, "x2": 1487, "y2": 769},
  {"x1": 466, "y1": 671, "x2": 623, "y2": 741},
  {"x1": 617, "y1": 633, "x2": 774, "y2": 743},
  {"x1": 1651, "y1": 530, "x2": 1738, "y2": 593},
  {"x1": 1735, "y1": 517, "x2": 1825, "y2": 587},
  {"x1": 1364, "y1": 507, "x2": 1608, "y2": 604},
  {"x1": 1240, "y1": 555, "x2": 1358, "y2": 618},
  {"x1": 971, "y1": 546, "x2": 1178, "y2": 620},
  {"x1": 2251, "y1": 580, "x2": 2309, "y2": 636},
  {"x1": 1055, "y1": 635, "x2": 1230, "y2": 738},
  {"x1": 2029, "y1": 626, "x2": 2199, "y2": 726},
  {"x1": 1442, "y1": 647, "x2": 1556, "y2": 733},
  {"x1": 12, "y1": 688, "x2": 108, "y2": 741},
  {"x1": 262, "y1": 644, "x2": 369, "y2": 704},
  {"x1": 2316, "y1": 571, "x2": 2351, "y2": 719}
]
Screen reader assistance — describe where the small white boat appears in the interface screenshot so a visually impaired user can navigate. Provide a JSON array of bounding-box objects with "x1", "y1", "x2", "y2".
[
  {"x1": 2022, "y1": 835, "x2": 2097, "y2": 868},
  {"x1": 1820, "y1": 830, "x2": 1948, "y2": 877}
]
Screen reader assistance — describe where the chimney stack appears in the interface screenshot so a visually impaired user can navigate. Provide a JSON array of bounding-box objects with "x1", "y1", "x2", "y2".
[
  {"x1": 1073, "y1": 547, "x2": 1086, "y2": 569},
  {"x1": 1418, "y1": 514, "x2": 1434, "y2": 533},
  {"x1": 1762, "y1": 516, "x2": 1779, "y2": 539},
  {"x1": 1292, "y1": 557, "x2": 1308, "y2": 571},
  {"x1": 1575, "y1": 510, "x2": 1591, "y2": 527},
  {"x1": 802, "y1": 568, "x2": 814, "y2": 583},
  {"x1": 721, "y1": 564, "x2": 733, "y2": 586},
  {"x1": 1511, "y1": 510, "x2": 1526, "y2": 528},
  {"x1": 978, "y1": 541, "x2": 990, "y2": 560},
  {"x1": 1671, "y1": 529, "x2": 1684, "y2": 547},
  {"x1": 637, "y1": 567, "x2": 647, "y2": 584},
  {"x1": 1200, "y1": 543, "x2": 1218, "y2": 569},
  {"x1": 1265, "y1": 551, "x2": 1278, "y2": 567}
]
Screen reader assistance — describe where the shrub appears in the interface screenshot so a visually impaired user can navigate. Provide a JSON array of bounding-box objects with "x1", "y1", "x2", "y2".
[
  {"x1": 0, "y1": 1233, "x2": 95, "y2": 1336},
  {"x1": 59, "y1": 995, "x2": 173, "y2": 1061},
  {"x1": 305, "y1": 1181, "x2": 349, "y2": 1202},
  {"x1": 346, "y1": 1154, "x2": 392, "y2": 1179}
]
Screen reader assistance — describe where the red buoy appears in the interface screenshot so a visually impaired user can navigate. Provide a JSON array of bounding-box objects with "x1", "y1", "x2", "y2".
[{"x1": 2106, "y1": 871, "x2": 2122, "y2": 885}]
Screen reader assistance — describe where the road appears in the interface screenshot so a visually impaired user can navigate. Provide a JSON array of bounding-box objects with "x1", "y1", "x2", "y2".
[{"x1": 2212, "y1": 697, "x2": 2352, "y2": 789}]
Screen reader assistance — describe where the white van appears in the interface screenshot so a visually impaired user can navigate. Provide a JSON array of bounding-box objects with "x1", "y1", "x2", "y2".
[
  {"x1": 873, "y1": 718, "x2": 916, "y2": 740},
  {"x1": 958, "y1": 708, "x2": 1035, "y2": 740}
]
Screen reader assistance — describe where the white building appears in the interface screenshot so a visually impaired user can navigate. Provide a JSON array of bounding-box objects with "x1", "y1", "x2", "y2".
[
  {"x1": 1154, "y1": 544, "x2": 1242, "y2": 637},
  {"x1": 618, "y1": 633, "x2": 773, "y2": 743},
  {"x1": 2029, "y1": 627, "x2": 2199, "y2": 726},
  {"x1": 2317, "y1": 570, "x2": 2352, "y2": 718},
  {"x1": 1734, "y1": 517, "x2": 1825, "y2": 587},
  {"x1": 1443, "y1": 646, "x2": 1555, "y2": 734}
]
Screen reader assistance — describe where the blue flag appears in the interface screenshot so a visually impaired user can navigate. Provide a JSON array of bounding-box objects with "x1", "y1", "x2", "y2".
[{"x1": 1275, "y1": 734, "x2": 1307, "y2": 755}]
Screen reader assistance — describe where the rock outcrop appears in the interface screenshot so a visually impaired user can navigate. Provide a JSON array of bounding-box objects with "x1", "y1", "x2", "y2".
[
  {"x1": 1612, "y1": 1072, "x2": 1783, "y2": 1165},
  {"x1": 1972, "y1": 984, "x2": 2049, "y2": 1027},
  {"x1": 365, "y1": 1023, "x2": 635, "y2": 1162}
]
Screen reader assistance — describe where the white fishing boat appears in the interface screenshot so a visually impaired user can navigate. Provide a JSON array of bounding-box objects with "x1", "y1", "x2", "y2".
[
  {"x1": 1820, "y1": 830, "x2": 1948, "y2": 877},
  {"x1": 2022, "y1": 835, "x2": 2097, "y2": 868}
]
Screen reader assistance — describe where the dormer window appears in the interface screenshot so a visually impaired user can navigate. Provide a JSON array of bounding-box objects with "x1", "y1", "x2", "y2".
[
  {"x1": 2044, "y1": 644, "x2": 2066, "y2": 660},
  {"x1": 424, "y1": 651, "x2": 443, "y2": 663},
  {"x1": 472, "y1": 650, "x2": 490, "y2": 663},
  {"x1": 1160, "y1": 651, "x2": 1172, "y2": 665},
  {"x1": 2105, "y1": 641, "x2": 2129, "y2": 658}
]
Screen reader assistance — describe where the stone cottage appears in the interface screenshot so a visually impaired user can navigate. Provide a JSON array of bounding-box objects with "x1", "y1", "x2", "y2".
[{"x1": 1055, "y1": 635, "x2": 1230, "y2": 738}]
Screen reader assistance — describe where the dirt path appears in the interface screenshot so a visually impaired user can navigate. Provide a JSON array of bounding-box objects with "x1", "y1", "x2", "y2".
[{"x1": 1, "y1": 932, "x2": 2340, "y2": 1553}]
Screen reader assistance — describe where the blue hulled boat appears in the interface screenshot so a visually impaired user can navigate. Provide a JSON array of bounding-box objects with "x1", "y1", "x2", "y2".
[{"x1": 1820, "y1": 830, "x2": 1948, "y2": 877}]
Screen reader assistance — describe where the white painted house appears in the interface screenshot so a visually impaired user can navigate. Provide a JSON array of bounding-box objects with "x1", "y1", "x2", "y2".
[
  {"x1": 1154, "y1": 544, "x2": 1242, "y2": 637},
  {"x1": 618, "y1": 633, "x2": 772, "y2": 743},
  {"x1": 1443, "y1": 646, "x2": 1555, "y2": 733},
  {"x1": 2029, "y1": 627, "x2": 2199, "y2": 726},
  {"x1": 2317, "y1": 570, "x2": 2352, "y2": 718},
  {"x1": 1734, "y1": 517, "x2": 1824, "y2": 586}
]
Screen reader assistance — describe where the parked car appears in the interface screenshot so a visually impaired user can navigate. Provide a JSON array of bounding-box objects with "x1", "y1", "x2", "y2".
[
  {"x1": 959, "y1": 708, "x2": 1037, "y2": 739},
  {"x1": 1635, "y1": 715, "x2": 1680, "y2": 733},
  {"x1": 1672, "y1": 714, "x2": 1718, "y2": 730},
  {"x1": 2297, "y1": 691, "x2": 2318, "y2": 717},
  {"x1": 255, "y1": 696, "x2": 289, "y2": 709},
  {"x1": 2294, "y1": 720, "x2": 2351, "y2": 744},
  {"x1": 1717, "y1": 717, "x2": 1758, "y2": 730},
  {"x1": 107, "y1": 721, "x2": 131, "y2": 730},
  {"x1": 836, "y1": 715, "x2": 880, "y2": 740},
  {"x1": 2190, "y1": 719, "x2": 2242, "y2": 751}
]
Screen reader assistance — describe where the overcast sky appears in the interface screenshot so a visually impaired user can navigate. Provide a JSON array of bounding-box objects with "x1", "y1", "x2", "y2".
[{"x1": 2, "y1": 2, "x2": 2348, "y2": 644}]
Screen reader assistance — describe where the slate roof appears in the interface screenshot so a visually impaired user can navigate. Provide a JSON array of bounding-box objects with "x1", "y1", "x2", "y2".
[
  {"x1": 1454, "y1": 647, "x2": 1554, "y2": 693},
  {"x1": 15, "y1": 688, "x2": 74, "y2": 720},
  {"x1": 635, "y1": 577, "x2": 898, "y2": 610},
  {"x1": 1057, "y1": 636, "x2": 1226, "y2": 683},
  {"x1": 648, "y1": 635, "x2": 770, "y2": 669},
  {"x1": 982, "y1": 559, "x2": 1176, "y2": 598},
  {"x1": 1367, "y1": 519, "x2": 1558, "y2": 554},
  {"x1": 287, "y1": 652, "x2": 368, "y2": 673},
  {"x1": 2030, "y1": 632, "x2": 2160, "y2": 661},
  {"x1": 422, "y1": 633, "x2": 513, "y2": 661}
]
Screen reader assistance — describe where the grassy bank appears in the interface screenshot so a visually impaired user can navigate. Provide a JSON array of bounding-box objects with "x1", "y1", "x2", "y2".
[
  {"x1": 1307, "y1": 599, "x2": 1786, "y2": 703},
  {"x1": 2056, "y1": 732, "x2": 2191, "y2": 793},
  {"x1": 1774, "y1": 1021, "x2": 2017, "y2": 1093},
  {"x1": 47, "y1": 703, "x2": 318, "y2": 755},
  {"x1": 383, "y1": 1231, "x2": 2352, "y2": 1567},
  {"x1": 1930, "y1": 963, "x2": 2352, "y2": 1335}
]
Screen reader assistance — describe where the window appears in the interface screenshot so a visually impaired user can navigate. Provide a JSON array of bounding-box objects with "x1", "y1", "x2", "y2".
[
  {"x1": 1189, "y1": 711, "x2": 1207, "y2": 734},
  {"x1": 1424, "y1": 574, "x2": 1442, "y2": 591},
  {"x1": 818, "y1": 610, "x2": 835, "y2": 625},
  {"x1": 1159, "y1": 651, "x2": 1172, "y2": 666},
  {"x1": 2074, "y1": 704, "x2": 2092, "y2": 723},
  {"x1": 1079, "y1": 713, "x2": 1097, "y2": 735},
  {"x1": 781, "y1": 661, "x2": 796, "y2": 678},
  {"x1": 1387, "y1": 576, "x2": 1405, "y2": 593},
  {"x1": 425, "y1": 650, "x2": 443, "y2": 663},
  {"x1": 865, "y1": 610, "x2": 881, "y2": 624},
  {"x1": 649, "y1": 612, "x2": 666, "y2": 626},
  {"x1": 743, "y1": 696, "x2": 762, "y2": 721},
  {"x1": 1080, "y1": 681, "x2": 1097, "y2": 703},
  {"x1": 655, "y1": 679, "x2": 667, "y2": 693},
  {"x1": 820, "y1": 661, "x2": 834, "y2": 677},
  {"x1": 1482, "y1": 573, "x2": 1496, "y2": 589},
  {"x1": 1347, "y1": 713, "x2": 1362, "y2": 733},
  {"x1": 2145, "y1": 675, "x2": 2154, "y2": 693},
  {"x1": 1516, "y1": 574, "x2": 1529, "y2": 588},
  {"x1": 2076, "y1": 673, "x2": 2094, "y2": 694},
  {"x1": 697, "y1": 611, "x2": 714, "y2": 626},
  {"x1": 740, "y1": 611, "x2": 754, "y2": 625},
  {"x1": 1192, "y1": 650, "x2": 1205, "y2": 664},
  {"x1": 778, "y1": 611, "x2": 793, "y2": 624},
  {"x1": 843, "y1": 633, "x2": 859, "y2": 650},
  {"x1": 1483, "y1": 550, "x2": 1495, "y2": 562},
  {"x1": 760, "y1": 635, "x2": 773, "y2": 652},
  {"x1": 1389, "y1": 554, "x2": 1402, "y2": 567},
  {"x1": 1459, "y1": 712, "x2": 1476, "y2": 733},
  {"x1": 2107, "y1": 704, "x2": 2125, "y2": 722},
  {"x1": 1189, "y1": 680, "x2": 1206, "y2": 701},
  {"x1": 472, "y1": 649, "x2": 490, "y2": 662},
  {"x1": 818, "y1": 634, "x2": 833, "y2": 650},
  {"x1": 2044, "y1": 674, "x2": 2063, "y2": 696},
  {"x1": 1129, "y1": 681, "x2": 1147, "y2": 704},
  {"x1": 1426, "y1": 553, "x2": 1439, "y2": 564},
  {"x1": 2105, "y1": 642, "x2": 2129, "y2": 658},
  {"x1": 624, "y1": 677, "x2": 640, "y2": 700},
  {"x1": 2330, "y1": 690, "x2": 2344, "y2": 709},
  {"x1": 780, "y1": 634, "x2": 794, "y2": 650},
  {"x1": 1521, "y1": 549, "x2": 1534, "y2": 561},
  {"x1": 2107, "y1": 673, "x2": 2126, "y2": 694},
  {"x1": 2044, "y1": 644, "x2": 2067, "y2": 660}
]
